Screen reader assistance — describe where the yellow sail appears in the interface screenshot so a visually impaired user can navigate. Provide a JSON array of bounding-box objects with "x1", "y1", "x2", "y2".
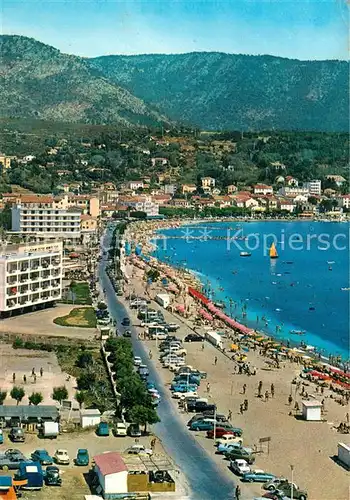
[{"x1": 269, "y1": 242, "x2": 278, "y2": 258}]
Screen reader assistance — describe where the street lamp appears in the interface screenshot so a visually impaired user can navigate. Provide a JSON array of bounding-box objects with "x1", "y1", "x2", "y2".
[{"x1": 290, "y1": 464, "x2": 294, "y2": 500}]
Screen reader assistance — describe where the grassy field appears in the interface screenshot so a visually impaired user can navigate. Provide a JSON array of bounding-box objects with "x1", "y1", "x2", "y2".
[
  {"x1": 54, "y1": 307, "x2": 97, "y2": 328},
  {"x1": 62, "y1": 281, "x2": 92, "y2": 305}
]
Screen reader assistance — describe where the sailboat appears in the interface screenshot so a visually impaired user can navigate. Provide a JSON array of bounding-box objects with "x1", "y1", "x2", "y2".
[{"x1": 269, "y1": 242, "x2": 278, "y2": 259}]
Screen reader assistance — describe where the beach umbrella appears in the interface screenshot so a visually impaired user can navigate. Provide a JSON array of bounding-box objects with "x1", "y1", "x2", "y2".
[{"x1": 230, "y1": 344, "x2": 239, "y2": 351}]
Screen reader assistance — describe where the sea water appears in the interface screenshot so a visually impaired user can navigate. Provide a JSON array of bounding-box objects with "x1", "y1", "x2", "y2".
[{"x1": 152, "y1": 221, "x2": 349, "y2": 360}]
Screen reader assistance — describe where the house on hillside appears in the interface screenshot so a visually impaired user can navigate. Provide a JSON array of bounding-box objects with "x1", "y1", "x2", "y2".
[
  {"x1": 326, "y1": 175, "x2": 346, "y2": 187},
  {"x1": 201, "y1": 177, "x2": 216, "y2": 191},
  {"x1": 253, "y1": 184, "x2": 273, "y2": 195},
  {"x1": 182, "y1": 184, "x2": 197, "y2": 195},
  {"x1": 227, "y1": 184, "x2": 237, "y2": 194}
]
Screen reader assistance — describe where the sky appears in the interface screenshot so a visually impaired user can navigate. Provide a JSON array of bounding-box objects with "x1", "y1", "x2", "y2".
[{"x1": 1, "y1": 0, "x2": 348, "y2": 60}]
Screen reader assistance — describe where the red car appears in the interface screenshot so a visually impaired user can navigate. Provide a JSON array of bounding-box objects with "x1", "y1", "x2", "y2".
[{"x1": 206, "y1": 428, "x2": 234, "y2": 439}]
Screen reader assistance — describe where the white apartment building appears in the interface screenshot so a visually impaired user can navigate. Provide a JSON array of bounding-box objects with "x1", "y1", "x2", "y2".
[
  {"x1": 279, "y1": 186, "x2": 309, "y2": 196},
  {"x1": 11, "y1": 205, "x2": 81, "y2": 243},
  {"x1": 0, "y1": 241, "x2": 63, "y2": 314},
  {"x1": 305, "y1": 179, "x2": 322, "y2": 196}
]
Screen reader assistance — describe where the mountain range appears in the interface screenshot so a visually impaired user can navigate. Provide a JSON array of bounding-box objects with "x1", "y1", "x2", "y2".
[{"x1": 1, "y1": 35, "x2": 348, "y2": 131}]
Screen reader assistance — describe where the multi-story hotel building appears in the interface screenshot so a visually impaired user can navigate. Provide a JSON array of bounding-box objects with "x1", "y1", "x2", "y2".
[
  {"x1": 11, "y1": 205, "x2": 81, "y2": 243},
  {"x1": 0, "y1": 241, "x2": 63, "y2": 315}
]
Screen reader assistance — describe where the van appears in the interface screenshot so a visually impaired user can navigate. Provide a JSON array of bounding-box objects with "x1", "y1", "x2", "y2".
[{"x1": 114, "y1": 422, "x2": 127, "y2": 436}]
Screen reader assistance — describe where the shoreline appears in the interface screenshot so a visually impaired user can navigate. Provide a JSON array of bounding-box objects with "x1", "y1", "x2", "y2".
[
  {"x1": 120, "y1": 236, "x2": 350, "y2": 500},
  {"x1": 125, "y1": 219, "x2": 349, "y2": 365}
]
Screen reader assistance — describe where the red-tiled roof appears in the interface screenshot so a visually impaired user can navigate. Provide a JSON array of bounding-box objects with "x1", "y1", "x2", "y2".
[{"x1": 94, "y1": 452, "x2": 127, "y2": 476}]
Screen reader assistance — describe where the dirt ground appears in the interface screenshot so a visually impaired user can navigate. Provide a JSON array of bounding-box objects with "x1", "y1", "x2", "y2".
[
  {"x1": 0, "y1": 344, "x2": 78, "y2": 404},
  {"x1": 125, "y1": 261, "x2": 350, "y2": 500},
  {"x1": 0, "y1": 430, "x2": 181, "y2": 500},
  {"x1": 0, "y1": 304, "x2": 97, "y2": 340}
]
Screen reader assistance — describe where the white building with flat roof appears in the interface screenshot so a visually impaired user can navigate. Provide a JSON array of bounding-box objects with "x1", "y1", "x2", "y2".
[
  {"x1": 11, "y1": 205, "x2": 81, "y2": 243},
  {"x1": 305, "y1": 179, "x2": 322, "y2": 196},
  {"x1": 0, "y1": 241, "x2": 63, "y2": 315}
]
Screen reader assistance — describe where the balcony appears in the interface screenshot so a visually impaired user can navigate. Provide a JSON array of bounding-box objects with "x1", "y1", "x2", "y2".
[
  {"x1": 19, "y1": 287, "x2": 29, "y2": 295},
  {"x1": 7, "y1": 265, "x2": 18, "y2": 274},
  {"x1": 30, "y1": 260, "x2": 40, "y2": 270},
  {"x1": 41, "y1": 260, "x2": 50, "y2": 269},
  {"x1": 6, "y1": 299, "x2": 17, "y2": 308},
  {"x1": 31, "y1": 294, "x2": 40, "y2": 303},
  {"x1": 42, "y1": 272, "x2": 50, "y2": 279},
  {"x1": 19, "y1": 275, "x2": 29, "y2": 283},
  {"x1": 7, "y1": 287, "x2": 17, "y2": 296},
  {"x1": 31, "y1": 285, "x2": 40, "y2": 292},
  {"x1": 19, "y1": 264, "x2": 29, "y2": 273},
  {"x1": 30, "y1": 272, "x2": 40, "y2": 281},
  {"x1": 7, "y1": 278, "x2": 17, "y2": 286}
]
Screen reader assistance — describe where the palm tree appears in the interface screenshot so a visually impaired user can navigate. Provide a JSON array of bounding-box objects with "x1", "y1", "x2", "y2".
[{"x1": 75, "y1": 391, "x2": 86, "y2": 409}]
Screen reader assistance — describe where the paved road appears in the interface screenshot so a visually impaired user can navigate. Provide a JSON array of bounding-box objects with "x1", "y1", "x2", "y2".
[{"x1": 99, "y1": 227, "x2": 236, "y2": 500}]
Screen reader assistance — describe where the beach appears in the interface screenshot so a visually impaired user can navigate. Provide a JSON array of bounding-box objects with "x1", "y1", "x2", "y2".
[{"x1": 119, "y1": 219, "x2": 350, "y2": 499}]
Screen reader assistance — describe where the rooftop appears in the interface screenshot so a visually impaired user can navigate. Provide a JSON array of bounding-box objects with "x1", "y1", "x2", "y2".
[
  {"x1": 94, "y1": 452, "x2": 127, "y2": 476},
  {"x1": 0, "y1": 405, "x2": 59, "y2": 419}
]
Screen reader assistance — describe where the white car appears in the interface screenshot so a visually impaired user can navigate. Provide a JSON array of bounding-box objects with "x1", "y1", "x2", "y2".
[
  {"x1": 134, "y1": 356, "x2": 142, "y2": 366},
  {"x1": 215, "y1": 434, "x2": 243, "y2": 446},
  {"x1": 54, "y1": 449, "x2": 70, "y2": 465},
  {"x1": 125, "y1": 444, "x2": 153, "y2": 456},
  {"x1": 230, "y1": 459, "x2": 251, "y2": 476},
  {"x1": 148, "y1": 388, "x2": 161, "y2": 399},
  {"x1": 172, "y1": 390, "x2": 198, "y2": 400}
]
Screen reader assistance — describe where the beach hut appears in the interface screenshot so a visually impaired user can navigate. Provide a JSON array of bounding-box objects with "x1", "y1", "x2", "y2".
[{"x1": 302, "y1": 400, "x2": 322, "y2": 421}]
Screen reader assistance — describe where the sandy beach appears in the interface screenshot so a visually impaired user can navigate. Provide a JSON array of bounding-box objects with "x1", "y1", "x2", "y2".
[{"x1": 118, "y1": 220, "x2": 350, "y2": 500}]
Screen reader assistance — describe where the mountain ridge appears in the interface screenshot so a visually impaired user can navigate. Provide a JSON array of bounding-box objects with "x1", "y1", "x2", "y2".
[{"x1": 0, "y1": 35, "x2": 348, "y2": 131}]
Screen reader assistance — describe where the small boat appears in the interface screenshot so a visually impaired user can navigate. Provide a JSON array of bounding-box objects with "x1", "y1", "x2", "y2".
[
  {"x1": 290, "y1": 329, "x2": 305, "y2": 335},
  {"x1": 240, "y1": 251, "x2": 251, "y2": 257},
  {"x1": 269, "y1": 243, "x2": 278, "y2": 259},
  {"x1": 341, "y1": 287, "x2": 350, "y2": 291},
  {"x1": 214, "y1": 302, "x2": 225, "y2": 308}
]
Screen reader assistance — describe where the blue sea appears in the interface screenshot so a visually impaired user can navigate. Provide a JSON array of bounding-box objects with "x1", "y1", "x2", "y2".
[{"x1": 152, "y1": 221, "x2": 349, "y2": 360}]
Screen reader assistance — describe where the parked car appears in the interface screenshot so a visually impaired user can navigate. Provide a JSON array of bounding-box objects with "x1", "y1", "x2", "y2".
[
  {"x1": 54, "y1": 449, "x2": 70, "y2": 465},
  {"x1": 187, "y1": 401, "x2": 216, "y2": 413},
  {"x1": 44, "y1": 465, "x2": 62, "y2": 486},
  {"x1": 9, "y1": 427, "x2": 25, "y2": 442},
  {"x1": 127, "y1": 424, "x2": 142, "y2": 437},
  {"x1": 31, "y1": 449, "x2": 53, "y2": 465},
  {"x1": 263, "y1": 478, "x2": 289, "y2": 491},
  {"x1": 217, "y1": 443, "x2": 251, "y2": 455},
  {"x1": 0, "y1": 429, "x2": 3, "y2": 444},
  {"x1": 207, "y1": 428, "x2": 234, "y2": 439},
  {"x1": 184, "y1": 334, "x2": 203, "y2": 342},
  {"x1": 114, "y1": 422, "x2": 127, "y2": 436},
  {"x1": 171, "y1": 384, "x2": 198, "y2": 393},
  {"x1": 121, "y1": 317, "x2": 130, "y2": 326},
  {"x1": 166, "y1": 323, "x2": 180, "y2": 332},
  {"x1": 230, "y1": 459, "x2": 251, "y2": 476},
  {"x1": 0, "y1": 449, "x2": 27, "y2": 470},
  {"x1": 173, "y1": 374, "x2": 201, "y2": 385},
  {"x1": 276, "y1": 483, "x2": 308, "y2": 500},
  {"x1": 75, "y1": 449, "x2": 89, "y2": 466},
  {"x1": 125, "y1": 444, "x2": 153, "y2": 456},
  {"x1": 190, "y1": 418, "x2": 217, "y2": 431},
  {"x1": 173, "y1": 391, "x2": 198, "y2": 400},
  {"x1": 123, "y1": 330, "x2": 132, "y2": 338},
  {"x1": 225, "y1": 447, "x2": 255, "y2": 464},
  {"x1": 134, "y1": 356, "x2": 142, "y2": 366},
  {"x1": 242, "y1": 471, "x2": 277, "y2": 483},
  {"x1": 215, "y1": 434, "x2": 243, "y2": 446},
  {"x1": 96, "y1": 422, "x2": 110, "y2": 437}
]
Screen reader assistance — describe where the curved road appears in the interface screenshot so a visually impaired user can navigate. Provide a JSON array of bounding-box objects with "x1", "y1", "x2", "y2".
[{"x1": 99, "y1": 226, "x2": 235, "y2": 500}]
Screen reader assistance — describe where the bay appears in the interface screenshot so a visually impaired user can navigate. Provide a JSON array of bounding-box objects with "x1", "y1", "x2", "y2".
[{"x1": 152, "y1": 221, "x2": 349, "y2": 360}]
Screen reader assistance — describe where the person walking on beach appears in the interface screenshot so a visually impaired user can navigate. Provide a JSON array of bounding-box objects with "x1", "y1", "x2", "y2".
[
  {"x1": 201, "y1": 342, "x2": 205, "y2": 351},
  {"x1": 31, "y1": 368, "x2": 35, "y2": 377},
  {"x1": 244, "y1": 399, "x2": 248, "y2": 411},
  {"x1": 288, "y1": 394, "x2": 293, "y2": 406},
  {"x1": 12, "y1": 373, "x2": 16, "y2": 383},
  {"x1": 239, "y1": 404, "x2": 244, "y2": 415},
  {"x1": 271, "y1": 384, "x2": 275, "y2": 398},
  {"x1": 265, "y1": 391, "x2": 269, "y2": 402},
  {"x1": 40, "y1": 367, "x2": 43, "y2": 377},
  {"x1": 23, "y1": 375, "x2": 26, "y2": 384},
  {"x1": 214, "y1": 356, "x2": 217, "y2": 366},
  {"x1": 258, "y1": 380, "x2": 263, "y2": 397},
  {"x1": 206, "y1": 382, "x2": 210, "y2": 393},
  {"x1": 228, "y1": 410, "x2": 232, "y2": 420},
  {"x1": 346, "y1": 412, "x2": 349, "y2": 425},
  {"x1": 242, "y1": 383, "x2": 246, "y2": 395}
]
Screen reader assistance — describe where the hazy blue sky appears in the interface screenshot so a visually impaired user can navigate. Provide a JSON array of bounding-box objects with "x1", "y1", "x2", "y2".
[{"x1": 2, "y1": 0, "x2": 348, "y2": 60}]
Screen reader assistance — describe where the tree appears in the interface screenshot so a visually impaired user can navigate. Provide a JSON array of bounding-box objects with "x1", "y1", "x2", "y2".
[
  {"x1": 29, "y1": 392, "x2": 43, "y2": 406},
  {"x1": 97, "y1": 302, "x2": 107, "y2": 310},
  {"x1": 76, "y1": 351, "x2": 93, "y2": 368},
  {"x1": 0, "y1": 391, "x2": 7, "y2": 405},
  {"x1": 128, "y1": 404, "x2": 160, "y2": 434},
  {"x1": 52, "y1": 386, "x2": 68, "y2": 404},
  {"x1": 75, "y1": 391, "x2": 87, "y2": 409},
  {"x1": 77, "y1": 372, "x2": 96, "y2": 390},
  {"x1": 10, "y1": 386, "x2": 25, "y2": 405}
]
